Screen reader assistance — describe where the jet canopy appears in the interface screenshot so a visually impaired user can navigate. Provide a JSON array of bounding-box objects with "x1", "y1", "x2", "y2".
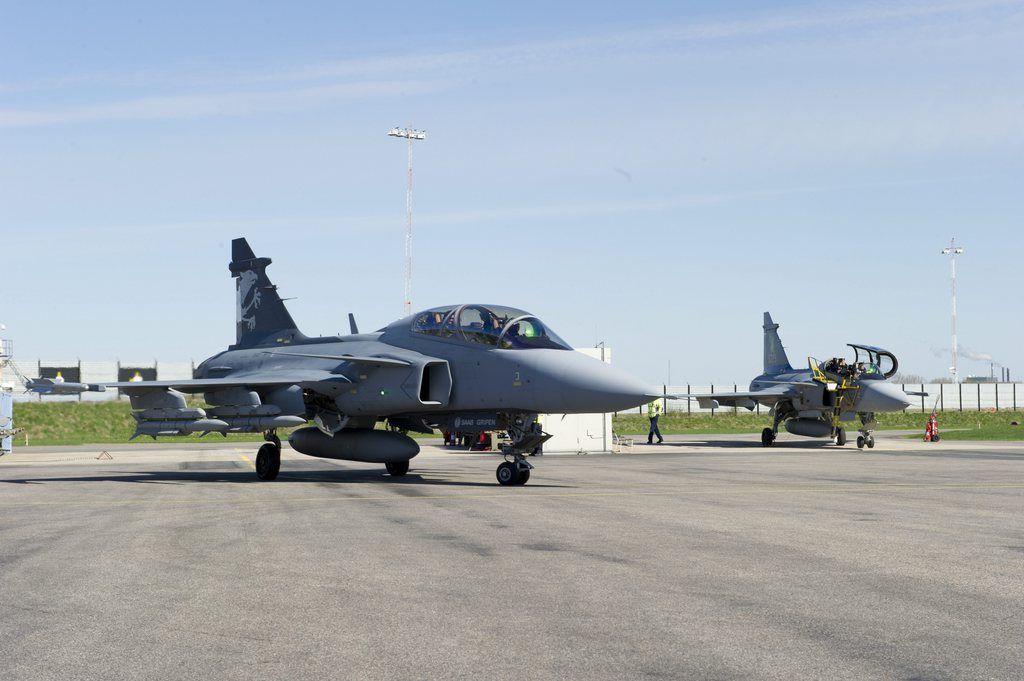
[
  {"x1": 814, "y1": 345, "x2": 898, "y2": 381},
  {"x1": 410, "y1": 304, "x2": 572, "y2": 350},
  {"x1": 848, "y1": 344, "x2": 898, "y2": 379}
]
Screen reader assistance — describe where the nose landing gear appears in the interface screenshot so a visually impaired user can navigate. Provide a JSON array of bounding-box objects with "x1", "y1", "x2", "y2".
[
  {"x1": 496, "y1": 416, "x2": 548, "y2": 485},
  {"x1": 856, "y1": 414, "x2": 877, "y2": 449},
  {"x1": 497, "y1": 456, "x2": 532, "y2": 486}
]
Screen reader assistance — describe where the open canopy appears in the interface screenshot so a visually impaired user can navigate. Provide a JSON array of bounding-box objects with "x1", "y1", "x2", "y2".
[
  {"x1": 847, "y1": 344, "x2": 898, "y2": 379},
  {"x1": 410, "y1": 304, "x2": 572, "y2": 350},
  {"x1": 813, "y1": 345, "x2": 899, "y2": 380}
]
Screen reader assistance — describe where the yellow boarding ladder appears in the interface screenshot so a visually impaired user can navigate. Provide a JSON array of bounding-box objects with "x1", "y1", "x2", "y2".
[{"x1": 809, "y1": 358, "x2": 859, "y2": 431}]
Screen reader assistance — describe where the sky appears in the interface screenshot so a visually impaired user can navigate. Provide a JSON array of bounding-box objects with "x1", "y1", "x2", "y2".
[{"x1": 2, "y1": 0, "x2": 1022, "y2": 385}]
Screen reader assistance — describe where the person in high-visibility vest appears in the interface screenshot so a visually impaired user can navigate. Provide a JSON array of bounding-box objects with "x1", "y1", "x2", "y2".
[{"x1": 647, "y1": 398, "x2": 664, "y2": 444}]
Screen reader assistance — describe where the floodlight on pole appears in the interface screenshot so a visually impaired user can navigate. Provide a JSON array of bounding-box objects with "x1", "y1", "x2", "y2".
[
  {"x1": 388, "y1": 126, "x2": 426, "y2": 317},
  {"x1": 941, "y1": 237, "x2": 964, "y2": 383}
]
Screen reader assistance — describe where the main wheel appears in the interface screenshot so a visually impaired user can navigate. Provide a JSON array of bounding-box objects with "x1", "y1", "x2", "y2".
[
  {"x1": 516, "y1": 468, "x2": 531, "y2": 485},
  {"x1": 255, "y1": 443, "x2": 281, "y2": 481},
  {"x1": 496, "y1": 461, "x2": 518, "y2": 486},
  {"x1": 385, "y1": 460, "x2": 410, "y2": 477},
  {"x1": 856, "y1": 435, "x2": 865, "y2": 449},
  {"x1": 932, "y1": 434, "x2": 940, "y2": 442},
  {"x1": 761, "y1": 428, "x2": 775, "y2": 447},
  {"x1": 836, "y1": 428, "x2": 847, "y2": 446},
  {"x1": 866, "y1": 436, "x2": 875, "y2": 449}
]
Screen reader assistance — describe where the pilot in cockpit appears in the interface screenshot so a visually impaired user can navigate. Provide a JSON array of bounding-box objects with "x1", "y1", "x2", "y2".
[
  {"x1": 482, "y1": 312, "x2": 502, "y2": 337},
  {"x1": 416, "y1": 311, "x2": 443, "y2": 333}
]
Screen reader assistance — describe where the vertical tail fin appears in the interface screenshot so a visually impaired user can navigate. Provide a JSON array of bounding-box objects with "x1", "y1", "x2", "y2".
[
  {"x1": 229, "y1": 238, "x2": 306, "y2": 349},
  {"x1": 763, "y1": 312, "x2": 792, "y2": 373}
]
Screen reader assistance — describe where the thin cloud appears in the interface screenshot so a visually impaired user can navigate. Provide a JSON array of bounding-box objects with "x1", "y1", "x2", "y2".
[
  {"x1": 0, "y1": 79, "x2": 448, "y2": 127},
  {"x1": 27, "y1": 0, "x2": 1024, "y2": 90},
  {"x1": 2, "y1": 0, "x2": 1021, "y2": 127},
  {"x1": 4, "y1": 178, "x2": 963, "y2": 250},
  {"x1": 0, "y1": 184, "x2": 839, "y2": 248}
]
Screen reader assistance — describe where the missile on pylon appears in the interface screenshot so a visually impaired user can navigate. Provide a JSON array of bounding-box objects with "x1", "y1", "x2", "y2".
[{"x1": 25, "y1": 377, "x2": 106, "y2": 395}]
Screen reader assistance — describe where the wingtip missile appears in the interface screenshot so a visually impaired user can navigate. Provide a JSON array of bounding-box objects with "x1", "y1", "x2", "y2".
[{"x1": 25, "y1": 378, "x2": 105, "y2": 395}]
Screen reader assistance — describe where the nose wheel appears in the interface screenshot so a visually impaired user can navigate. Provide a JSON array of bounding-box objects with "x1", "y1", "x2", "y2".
[
  {"x1": 856, "y1": 414, "x2": 877, "y2": 450},
  {"x1": 497, "y1": 456, "x2": 533, "y2": 486},
  {"x1": 856, "y1": 411, "x2": 880, "y2": 448},
  {"x1": 496, "y1": 416, "x2": 545, "y2": 485},
  {"x1": 856, "y1": 434, "x2": 875, "y2": 449}
]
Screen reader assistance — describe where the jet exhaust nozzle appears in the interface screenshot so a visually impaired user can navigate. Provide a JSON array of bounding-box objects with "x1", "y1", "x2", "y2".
[
  {"x1": 784, "y1": 418, "x2": 832, "y2": 438},
  {"x1": 288, "y1": 427, "x2": 420, "y2": 463}
]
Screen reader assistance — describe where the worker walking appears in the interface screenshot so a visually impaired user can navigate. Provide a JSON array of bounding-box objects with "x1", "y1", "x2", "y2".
[{"x1": 647, "y1": 398, "x2": 664, "y2": 444}]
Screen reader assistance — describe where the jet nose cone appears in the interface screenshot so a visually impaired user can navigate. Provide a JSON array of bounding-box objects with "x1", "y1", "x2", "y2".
[
  {"x1": 859, "y1": 382, "x2": 912, "y2": 413},
  {"x1": 559, "y1": 355, "x2": 657, "y2": 413}
]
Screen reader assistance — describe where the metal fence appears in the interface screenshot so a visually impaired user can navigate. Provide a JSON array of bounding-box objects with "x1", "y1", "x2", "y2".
[{"x1": 628, "y1": 383, "x2": 1024, "y2": 415}]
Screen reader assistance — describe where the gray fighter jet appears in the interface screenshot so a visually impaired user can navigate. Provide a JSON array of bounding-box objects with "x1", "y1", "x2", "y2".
[
  {"x1": 93, "y1": 238, "x2": 655, "y2": 485},
  {"x1": 692, "y1": 313, "x2": 915, "y2": 449}
]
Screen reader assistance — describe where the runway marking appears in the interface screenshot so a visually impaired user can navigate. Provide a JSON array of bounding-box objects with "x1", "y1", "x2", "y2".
[
  {"x1": 236, "y1": 451, "x2": 255, "y2": 470},
  {"x1": 0, "y1": 481, "x2": 1022, "y2": 508}
]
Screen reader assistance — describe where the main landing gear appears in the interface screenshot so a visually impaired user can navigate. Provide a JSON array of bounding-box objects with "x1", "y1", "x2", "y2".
[
  {"x1": 761, "y1": 406, "x2": 789, "y2": 447},
  {"x1": 833, "y1": 428, "x2": 847, "y2": 446},
  {"x1": 385, "y1": 460, "x2": 410, "y2": 477},
  {"x1": 255, "y1": 430, "x2": 281, "y2": 481}
]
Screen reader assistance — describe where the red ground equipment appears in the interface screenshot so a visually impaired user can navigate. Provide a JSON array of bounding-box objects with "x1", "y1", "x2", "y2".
[{"x1": 924, "y1": 412, "x2": 940, "y2": 442}]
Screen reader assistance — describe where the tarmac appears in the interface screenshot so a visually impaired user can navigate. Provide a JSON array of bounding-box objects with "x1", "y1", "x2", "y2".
[{"x1": 1, "y1": 433, "x2": 1022, "y2": 680}]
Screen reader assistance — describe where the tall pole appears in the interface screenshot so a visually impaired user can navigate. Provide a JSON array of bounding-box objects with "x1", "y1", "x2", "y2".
[
  {"x1": 941, "y1": 237, "x2": 964, "y2": 383},
  {"x1": 405, "y1": 137, "x2": 413, "y2": 317},
  {"x1": 388, "y1": 126, "x2": 426, "y2": 317}
]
